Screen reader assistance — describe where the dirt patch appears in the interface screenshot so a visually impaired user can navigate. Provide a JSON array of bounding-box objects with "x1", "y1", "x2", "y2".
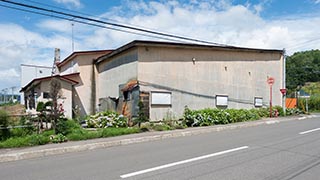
[{"x1": 0, "y1": 104, "x2": 26, "y2": 115}]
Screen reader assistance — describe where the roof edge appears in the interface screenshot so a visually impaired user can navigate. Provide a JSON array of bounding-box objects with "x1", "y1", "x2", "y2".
[{"x1": 95, "y1": 40, "x2": 283, "y2": 64}]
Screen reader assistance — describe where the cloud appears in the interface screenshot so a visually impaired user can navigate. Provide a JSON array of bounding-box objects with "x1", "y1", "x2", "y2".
[
  {"x1": 53, "y1": 0, "x2": 81, "y2": 8},
  {"x1": 99, "y1": 0, "x2": 319, "y2": 54},
  {"x1": 1, "y1": 0, "x2": 320, "y2": 91},
  {"x1": 315, "y1": 0, "x2": 320, "y2": 4},
  {"x1": 0, "y1": 23, "x2": 74, "y2": 91}
]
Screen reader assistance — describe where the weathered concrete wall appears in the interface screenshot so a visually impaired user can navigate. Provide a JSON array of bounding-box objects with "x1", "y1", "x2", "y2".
[
  {"x1": 97, "y1": 49, "x2": 138, "y2": 111},
  {"x1": 59, "y1": 53, "x2": 106, "y2": 117},
  {"x1": 137, "y1": 46, "x2": 283, "y2": 120}
]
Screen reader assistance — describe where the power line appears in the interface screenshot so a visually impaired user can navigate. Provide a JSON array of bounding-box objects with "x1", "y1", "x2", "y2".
[
  {"x1": 286, "y1": 37, "x2": 320, "y2": 50},
  {"x1": 0, "y1": 0, "x2": 231, "y2": 46},
  {"x1": 0, "y1": 3, "x2": 187, "y2": 43},
  {"x1": 22, "y1": 0, "x2": 181, "y2": 39}
]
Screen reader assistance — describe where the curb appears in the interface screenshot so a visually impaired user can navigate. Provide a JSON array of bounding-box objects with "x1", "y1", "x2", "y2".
[{"x1": 0, "y1": 115, "x2": 316, "y2": 163}]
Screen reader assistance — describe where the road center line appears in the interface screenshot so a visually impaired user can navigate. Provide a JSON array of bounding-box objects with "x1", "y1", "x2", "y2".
[
  {"x1": 120, "y1": 146, "x2": 249, "y2": 179},
  {"x1": 299, "y1": 128, "x2": 320, "y2": 135}
]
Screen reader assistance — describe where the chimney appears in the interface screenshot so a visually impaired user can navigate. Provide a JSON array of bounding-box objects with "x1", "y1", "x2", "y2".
[
  {"x1": 52, "y1": 48, "x2": 61, "y2": 75},
  {"x1": 54, "y1": 48, "x2": 60, "y2": 64}
]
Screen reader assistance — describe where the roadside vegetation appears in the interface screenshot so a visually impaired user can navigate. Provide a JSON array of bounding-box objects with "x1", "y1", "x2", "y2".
[{"x1": 0, "y1": 101, "x2": 302, "y2": 149}]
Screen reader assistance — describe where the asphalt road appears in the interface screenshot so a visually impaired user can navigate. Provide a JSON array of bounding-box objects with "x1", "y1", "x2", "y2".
[{"x1": 1, "y1": 117, "x2": 320, "y2": 180}]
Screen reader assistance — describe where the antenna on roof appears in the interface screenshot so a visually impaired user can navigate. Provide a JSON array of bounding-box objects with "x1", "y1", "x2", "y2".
[{"x1": 71, "y1": 21, "x2": 74, "y2": 52}]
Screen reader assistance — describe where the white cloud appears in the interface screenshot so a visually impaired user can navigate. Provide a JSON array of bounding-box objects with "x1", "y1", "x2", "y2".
[
  {"x1": 0, "y1": 23, "x2": 75, "y2": 90},
  {"x1": 99, "y1": 0, "x2": 319, "y2": 54},
  {"x1": 315, "y1": 0, "x2": 320, "y2": 4},
  {"x1": 53, "y1": 0, "x2": 81, "y2": 8},
  {"x1": 1, "y1": 0, "x2": 320, "y2": 91}
]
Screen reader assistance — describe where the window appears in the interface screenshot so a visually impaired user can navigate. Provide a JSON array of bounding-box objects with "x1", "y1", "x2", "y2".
[
  {"x1": 254, "y1": 97, "x2": 263, "y2": 107},
  {"x1": 216, "y1": 95, "x2": 228, "y2": 107},
  {"x1": 43, "y1": 92, "x2": 51, "y2": 99},
  {"x1": 123, "y1": 91, "x2": 131, "y2": 101},
  {"x1": 151, "y1": 92, "x2": 172, "y2": 106}
]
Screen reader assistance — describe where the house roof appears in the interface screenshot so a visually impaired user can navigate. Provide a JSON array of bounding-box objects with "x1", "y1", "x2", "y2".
[
  {"x1": 20, "y1": 73, "x2": 79, "y2": 92},
  {"x1": 58, "y1": 50, "x2": 113, "y2": 68},
  {"x1": 95, "y1": 40, "x2": 284, "y2": 64}
]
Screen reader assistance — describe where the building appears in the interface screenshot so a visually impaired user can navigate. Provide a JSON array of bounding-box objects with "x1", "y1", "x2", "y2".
[
  {"x1": 21, "y1": 40, "x2": 285, "y2": 121},
  {"x1": 20, "y1": 64, "x2": 52, "y2": 105},
  {"x1": 21, "y1": 50, "x2": 112, "y2": 118},
  {"x1": 96, "y1": 41, "x2": 284, "y2": 120}
]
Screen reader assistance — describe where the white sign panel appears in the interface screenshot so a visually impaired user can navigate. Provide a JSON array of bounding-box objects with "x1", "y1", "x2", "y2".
[
  {"x1": 254, "y1": 97, "x2": 263, "y2": 107},
  {"x1": 151, "y1": 92, "x2": 171, "y2": 105},
  {"x1": 216, "y1": 95, "x2": 228, "y2": 106}
]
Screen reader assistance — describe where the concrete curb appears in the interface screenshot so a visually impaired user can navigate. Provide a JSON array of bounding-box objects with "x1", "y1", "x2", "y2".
[{"x1": 0, "y1": 115, "x2": 317, "y2": 163}]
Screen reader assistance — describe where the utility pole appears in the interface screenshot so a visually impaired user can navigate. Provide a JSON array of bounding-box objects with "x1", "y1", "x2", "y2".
[
  {"x1": 283, "y1": 49, "x2": 286, "y2": 115},
  {"x1": 10, "y1": 86, "x2": 16, "y2": 102},
  {"x1": 4, "y1": 88, "x2": 8, "y2": 103},
  {"x1": 71, "y1": 21, "x2": 74, "y2": 52}
]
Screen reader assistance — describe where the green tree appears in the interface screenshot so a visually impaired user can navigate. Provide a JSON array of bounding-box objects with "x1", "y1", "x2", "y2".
[
  {"x1": 286, "y1": 50, "x2": 320, "y2": 91},
  {"x1": 49, "y1": 78, "x2": 63, "y2": 134}
]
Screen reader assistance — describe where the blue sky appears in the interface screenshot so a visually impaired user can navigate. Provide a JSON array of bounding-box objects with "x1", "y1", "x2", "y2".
[{"x1": 0, "y1": 0, "x2": 320, "y2": 92}]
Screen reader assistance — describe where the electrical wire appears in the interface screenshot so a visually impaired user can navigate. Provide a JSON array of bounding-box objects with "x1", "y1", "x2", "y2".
[
  {"x1": 0, "y1": 3, "x2": 187, "y2": 43},
  {"x1": 0, "y1": 0, "x2": 231, "y2": 46}
]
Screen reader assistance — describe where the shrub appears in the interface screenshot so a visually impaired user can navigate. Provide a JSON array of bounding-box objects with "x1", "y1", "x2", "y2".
[
  {"x1": 50, "y1": 133, "x2": 68, "y2": 143},
  {"x1": 0, "y1": 110, "x2": 10, "y2": 140},
  {"x1": 10, "y1": 127, "x2": 34, "y2": 137},
  {"x1": 86, "y1": 111, "x2": 128, "y2": 128},
  {"x1": 36, "y1": 102, "x2": 45, "y2": 112},
  {"x1": 183, "y1": 107, "x2": 266, "y2": 127},
  {"x1": 56, "y1": 119, "x2": 81, "y2": 135}
]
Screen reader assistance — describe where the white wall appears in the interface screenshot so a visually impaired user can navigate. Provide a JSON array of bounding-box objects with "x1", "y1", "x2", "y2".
[
  {"x1": 137, "y1": 46, "x2": 283, "y2": 120},
  {"x1": 20, "y1": 64, "x2": 52, "y2": 104}
]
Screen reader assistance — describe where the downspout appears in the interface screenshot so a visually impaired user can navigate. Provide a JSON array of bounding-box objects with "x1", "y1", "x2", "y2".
[{"x1": 91, "y1": 59, "x2": 96, "y2": 114}]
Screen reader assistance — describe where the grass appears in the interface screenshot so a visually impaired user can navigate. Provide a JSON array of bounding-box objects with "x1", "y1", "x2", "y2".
[
  {"x1": 0, "y1": 134, "x2": 50, "y2": 148},
  {"x1": 66, "y1": 127, "x2": 141, "y2": 141},
  {"x1": 0, "y1": 127, "x2": 141, "y2": 148}
]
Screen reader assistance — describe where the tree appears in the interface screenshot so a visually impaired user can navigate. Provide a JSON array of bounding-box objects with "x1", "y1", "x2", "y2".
[
  {"x1": 49, "y1": 77, "x2": 63, "y2": 134},
  {"x1": 286, "y1": 50, "x2": 320, "y2": 91}
]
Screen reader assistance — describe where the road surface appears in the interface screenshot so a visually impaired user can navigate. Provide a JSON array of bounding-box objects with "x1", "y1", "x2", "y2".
[{"x1": 1, "y1": 117, "x2": 320, "y2": 180}]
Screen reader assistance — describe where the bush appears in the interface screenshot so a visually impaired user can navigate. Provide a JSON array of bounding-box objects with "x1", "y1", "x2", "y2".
[
  {"x1": 0, "y1": 110, "x2": 10, "y2": 140},
  {"x1": 183, "y1": 107, "x2": 266, "y2": 127},
  {"x1": 56, "y1": 119, "x2": 81, "y2": 135},
  {"x1": 10, "y1": 127, "x2": 34, "y2": 137},
  {"x1": 86, "y1": 111, "x2": 128, "y2": 128},
  {"x1": 50, "y1": 133, "x2": 68, "y2": 143}
]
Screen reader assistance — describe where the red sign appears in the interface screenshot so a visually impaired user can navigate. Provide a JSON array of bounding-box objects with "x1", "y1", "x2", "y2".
[
  {"x1": 267, "y1": 77, "x2": 275, "y2": 85},
  {"x1": 280, "y1": 88, "x2": 286, "y2": 95}
]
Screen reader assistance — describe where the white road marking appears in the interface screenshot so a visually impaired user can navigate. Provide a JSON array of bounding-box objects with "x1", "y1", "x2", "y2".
[
  {"x1": 299, "y1": 128, "x2": 320, "y2": 135},
  {"x1": 120, "y1": 146, "x2": 249, "y2": 179}
]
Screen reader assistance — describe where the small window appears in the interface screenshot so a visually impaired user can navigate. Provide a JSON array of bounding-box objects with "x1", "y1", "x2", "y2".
[
  {"x1": 151, "y1": 92, "x2": 172, "y2": 106},
  {"x1": 254, "y1": 97, "x2": 263, "y2": 107},
  {"x1": 123, "y1": 91, "x2": 131, "y2": 101},
  {"x1": 216, "y1": 95, "x2": 228, "y2": 107},
  {"x1": 43, "y1": 92, "x2": 51, "y2": 99}
]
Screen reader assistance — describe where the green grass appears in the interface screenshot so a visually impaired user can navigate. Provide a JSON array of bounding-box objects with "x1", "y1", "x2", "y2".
[
  {"x1": 0, "y1": 126, "x2": 141, "y2": 148},
  {"x1": 0, "y1": 134, "x2": 50, "y2": 148},
  {"x1": 66, "y1": 127, "x2": 141, "y2": 141}
]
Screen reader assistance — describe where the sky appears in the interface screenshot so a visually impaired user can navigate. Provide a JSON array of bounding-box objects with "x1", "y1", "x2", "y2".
[{"x1": 0, "y1": 0, "x2": 320, "y2": 93}]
